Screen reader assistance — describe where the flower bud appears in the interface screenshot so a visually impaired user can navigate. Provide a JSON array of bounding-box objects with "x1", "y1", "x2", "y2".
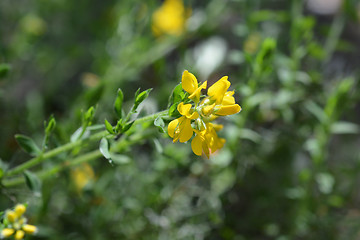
[
  {"x1": 14, "y1": 230, "x2": 25, "y2": 240},
  {"x1": 23, "y1": 224, "x2": 37, "y2": 234},
  {"x1": 6, "y1": 210, "x2": 17, "y2": 222},
  {"x1": 14, "y1": 204, "x2": 26, "y2": 217},
  {"x1": 1, "y1": 228, "x2": 15, "y2": 238}
]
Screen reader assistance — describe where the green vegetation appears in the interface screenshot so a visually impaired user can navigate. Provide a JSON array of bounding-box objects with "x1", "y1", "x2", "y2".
[{"x1": 1, "y1": 0, "x2": 360, "y2": 239}]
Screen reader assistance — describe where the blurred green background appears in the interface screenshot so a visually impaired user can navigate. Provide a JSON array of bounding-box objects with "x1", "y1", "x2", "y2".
[{"x1": 1, "y1": 0, "x2": 360, "y2": 239}]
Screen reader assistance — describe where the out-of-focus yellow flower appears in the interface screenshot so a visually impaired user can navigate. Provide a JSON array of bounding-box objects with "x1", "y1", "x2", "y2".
[
  {"x1": 152, "y1": 0, "x2": 190, "y2": 36},
  {"x1": 71, "y1": 163, "x2": 95, "y2": 191},
  {"x1": 1, "y1": 204, "x2": 37, "y2": 240},
  {"x1": 244, "y1": 32, "x2": 261, "y2": 54},
  {"x1": 168, "y1": 70, "x2": 241, "y2": 157}
]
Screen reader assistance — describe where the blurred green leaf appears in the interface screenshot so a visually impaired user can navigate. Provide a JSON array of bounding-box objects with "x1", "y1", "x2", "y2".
[
  {"x1": 99, "y1": 137, "x2": 111, "y2": 159},
  {"x1": 114, "y1": 88, "x2": 124, "y2": 119},
  {"x1": 331, "y1": 121, "x2": 359, "y2": 134},
  {"x1": 15, "y1": 134, "x2": 42, "y2": 156},
  {"x1": 110, "y1": 154, "x2": 131, "y2": 164},
  {"x1": 45, "y1": 115, "x2": 56, "y2": 135},
  {"x1": 104, "y1": 119, "x2": 114, "y2": 134},
  {"x1": 23, "y1": 170, "x2": 42, "y2": 195},
  {"x1": 0, "y1": 63, "x2": 11, "y2": 78}
]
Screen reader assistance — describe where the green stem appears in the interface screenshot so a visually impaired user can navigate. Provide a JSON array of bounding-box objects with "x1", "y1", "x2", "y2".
[
  {"x1": 2, "y1": 128, "x2": 159, "y2": 187},
  {"x1": 4, "y1": 110, "x2": 168, "y2": 178}
]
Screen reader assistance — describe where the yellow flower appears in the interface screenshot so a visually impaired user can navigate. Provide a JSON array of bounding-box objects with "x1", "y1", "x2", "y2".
[
  {"x1": 14, "y1": 230, "x2": 24, "y2": 240},
  {"x1": 181, "y1": 70, "x2": 207, "y2": 103},
  {"x1": 6, "y1": 211, "x2": 17, "y2": 223},
  {"x1": 14, "y1": 204, "x2": 26, "y2": 217},
  {"x1": 168, "y1": 70, "x2": 241, "y2": 157},
  {"x1": 168, "y1": 102, "x2": 198, "y2": 143},
  {"x1": 1, "y1": 229, "x2": 15, "y2": 238},
  {"x1": 152, "y1": 0, "x2": 190, "y2": 36},
  {"x1": 71, "y1": 163, "x2": 95, "y2": 192},
  {"x1": 22, "y1": 225, "x2": 37, "y2": 234},
  {"x1": 1, "y1": 204, "x2": 37, "y2": 240},
  {"x1": 191, "y1": 123, "x2": 225, "y2": 158}
]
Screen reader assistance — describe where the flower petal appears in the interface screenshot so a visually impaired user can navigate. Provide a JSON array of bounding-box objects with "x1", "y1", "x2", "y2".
[
  {"x1": 191, "y1": 134, "x2": 203, "y2": 156},
  {"x1": 189, "y1": 80, "x2": 207, "y2": 103},
  {"x1": 208, "y1": 76, "x2": 230, "y2": 104},
  {"x1": 222, "y1": 91, "x2": 235, "y2": 105},
  {"x1": 179, "y1": 118, "x2": 193, "y2": 142},
  {"x1": 1, "y1": 228, "x2": 15, "y2": 238},
  {"x1": 182, "y1": 70, "x2": 198, "y2": 94},
  {"x1": 14, "y1": 230, "x2": 25, "y2": 240},
  {"x1": 177, "y1": 102, "x2": 192, "y2": 116},
  {"x1": 22, "y1": 225, "x2": 37, "y2": 234},
  {"x1": 167, "y1": 118, "x2": 180, "y2": 138},
  {"x1": 216, "y1": 104, "x2": 241, "y2": 116}
]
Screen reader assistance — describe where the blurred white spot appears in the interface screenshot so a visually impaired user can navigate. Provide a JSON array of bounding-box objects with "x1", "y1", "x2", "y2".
[
  {"x1": 193, "y1": 36, "x2": 227, "y2": 79},
  {"x1": 307, "y1": 0, "x2": 342, "y2": 15}
]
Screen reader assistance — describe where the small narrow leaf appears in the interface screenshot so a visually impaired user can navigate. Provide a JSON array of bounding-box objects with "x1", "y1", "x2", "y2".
[
  {"x1": 114, "y1": 88, "x2": 124, "y2": 118},
  {"x1": 15, "y1": 134, "x2": 42, "y2": 156},
  {"x1": 23, "y1": 170, "x2": 42, "y2": 195},
  {"x1": 154, "y1": 116, "x2": 165, "y2": 133},
  {"x1": 99, "y1": 138, "x2": 111, "y2": 159},
  {"x1": 122, "y1": 120, "x2": 135, "y2": 132},
  {"x1": 45, "y1": 116, "x2": 56, "y2": 134},
  {"x1": 104, "y1": 119, "x2": 114, "y2": 134},
  {"x1": 135, "y1": 88, "x2": 152, "y2": 106}
]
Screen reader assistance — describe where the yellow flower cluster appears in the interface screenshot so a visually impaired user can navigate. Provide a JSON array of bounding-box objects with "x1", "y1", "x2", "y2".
[
  {"x1": 152, "y1": 0, "x2": 190, "y2": 36},
  {"x1": 168, "y1": 70, "x2": 241, "y2": 158},
  {"x1": 1, "y1": 204, "x2": 37, "y2": 240}
]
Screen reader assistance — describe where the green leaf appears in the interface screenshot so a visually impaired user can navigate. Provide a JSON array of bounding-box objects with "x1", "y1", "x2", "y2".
[
  {"x1": 23, "y1": 170, "x2": 42, "y2": 195},
  {"x1": 122, "y1": 120, "x2": 135, "y2": 132},
  {"x1": 168, "y1": 83, "x2": 183, "y2": 107},
  {"x1": 15, "y1": 134, "x2": 42, "y2": 156},
  {"x1": 110, "y1": 154, "x2": 131, "y2": 164},
  {"x1": 135, "y1": 88, "x2": 152, "y2": 106},
  {"x1": 0, "y1": 63, "x2": 11, "y2": 78},
  {"x1": 45, "y1": 116, "x2": 56, "y2": 134},
  {"x1": 114, "y1": 88, "x2": 124, "y2": 119},
  {"x1": 70, "y1": 127, "x2": 90, "y2": 142},
  {"x1": 104, "y1": 119, "x2": 114, "y2": 134},
  {"x1": 169, "y1": 103, "x2": 180, "y2": 117},
  {"x1": 99, "y1": 138, "x2": 111, "y2": 159},
  {"x1": 331, "y1": 121, "x2": 359, "y2": 134},
  {"x1": 84, "y1": 106, "x2": 95, "y2": 123},
  {"x1": 154, "y1": 116, "x2": 165, "y2": 133}
]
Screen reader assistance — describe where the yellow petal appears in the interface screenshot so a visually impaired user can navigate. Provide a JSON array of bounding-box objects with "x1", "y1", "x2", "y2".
[
  {"x1": 177, "y1": 102, "x2": 191, "y2": 115},
  {"x1": 216, "y1": 104, "x2": 241, "y2": 116},
  {"x1": 191, "y1": 134, "x2": 203, "y2": 156},
  {"x1": 201, "y1": 103, "x2": 215, "y2": 116},
  {"x1": 210, "y1": 123, "x2": 223, "y2": 131},
  {"x1": 168, "y1": 118, "x2": 180, "y2": 138},
  {"x1": 1, "y1": 228, "x2": 15, "y2": 238},
  {"x1": 222, "y1": 91, "x2": 235, "y2": 105},
  {"x1": 208, "y1": 76, "x2": 230, "y2": 104},
  {"x1": 14, "y1": 204, "x2": 26, "y2": 217},
  {"x1": 6, "y1": 210, "x2": 17, "y2": 222},
  {"x1": 189, "y1": 80, "x2": 207, "y2": 103},
  {"x1": 22, "y1": 225, "x2": 37, "y2": 234},
  {"x1": 181, "y1": 70, "x2": 198, "y2": 94},
  {"x1": 177, "y1": 102, "x2": 198, "y2": 119},
  {"x1": 179, "y1": 118, "x2": 193, "y2": 142},
  {"x1": 14, "y1": 230, "x2": 25, "y2": 240}
]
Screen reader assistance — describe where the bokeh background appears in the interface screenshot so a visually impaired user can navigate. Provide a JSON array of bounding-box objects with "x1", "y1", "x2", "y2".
[{"x1": 1, "y1": 0, "x2": 360, "y2": 239}]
